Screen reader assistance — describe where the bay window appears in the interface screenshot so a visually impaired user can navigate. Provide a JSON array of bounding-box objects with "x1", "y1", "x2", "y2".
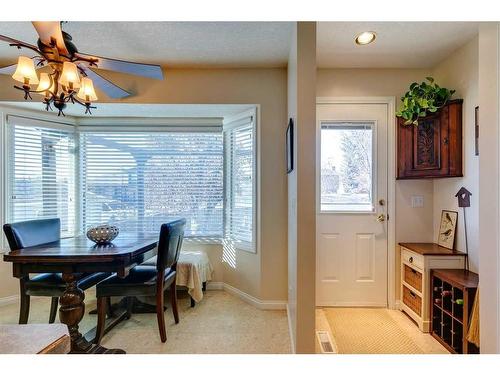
[{"x1": 5, "y1": 113, "x2": 256, "y2": 248}]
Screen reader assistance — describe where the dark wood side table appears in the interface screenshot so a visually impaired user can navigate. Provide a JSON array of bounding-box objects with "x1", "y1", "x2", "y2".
[{"x1": 430, "y1": 269, "x2": 479, "y2": 354}]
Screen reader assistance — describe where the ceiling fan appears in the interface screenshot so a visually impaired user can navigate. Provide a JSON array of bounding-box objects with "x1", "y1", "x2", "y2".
[{"x1": 0, "y1": 21, "x2": 163, "y2": 115}]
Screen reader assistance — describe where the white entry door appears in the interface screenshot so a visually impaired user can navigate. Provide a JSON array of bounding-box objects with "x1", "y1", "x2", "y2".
[{"x1": 316, "y1": 102, "x2": 388, "y2": 307}]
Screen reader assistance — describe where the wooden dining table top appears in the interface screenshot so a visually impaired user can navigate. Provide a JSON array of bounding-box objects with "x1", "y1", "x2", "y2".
[
  {"x1": 3, "y1": 232, "x2": 159, "y2": 264},
  {"x1": 3, "y1": 231, "x2": 161, "y2": 354}
]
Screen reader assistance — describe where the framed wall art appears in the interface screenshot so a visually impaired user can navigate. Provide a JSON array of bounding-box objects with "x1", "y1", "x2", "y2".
[{"x1": 438, "y1": 210, "x2": 458, "y2": 249}]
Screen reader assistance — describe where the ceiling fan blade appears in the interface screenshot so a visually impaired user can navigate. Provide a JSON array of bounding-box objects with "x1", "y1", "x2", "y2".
[
  {"x1": 0, "y1": 34, "x2": 38, "y2": 50},
  {"x1": 32, "y1": 21, "x2": 69, "y2": 55},
  {"x1": 0, "y1": 63, "x2": 18, "y2": 75},
  {"x1": 79, "y1": 65, "x2": 132, "y2": 99},
  {"x1": 0, "y1": 60, "x2": 46, "y2": 76},
  {"x1": 76, "y1": 52, "x2": 163, "y2": 80}
]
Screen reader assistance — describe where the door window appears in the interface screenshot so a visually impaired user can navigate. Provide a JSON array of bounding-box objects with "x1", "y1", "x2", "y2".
[{"x1": 320, "y1": 122, "x2": 375, "y2": 212}]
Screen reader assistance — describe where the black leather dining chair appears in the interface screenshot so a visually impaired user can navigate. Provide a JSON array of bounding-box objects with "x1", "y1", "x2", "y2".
[
  {"x1": 3, "y1": 218, "x2": 110, "y2": 324},
  {"x1": 94, "y1": 219, "x2": 186, "y2": 343}
]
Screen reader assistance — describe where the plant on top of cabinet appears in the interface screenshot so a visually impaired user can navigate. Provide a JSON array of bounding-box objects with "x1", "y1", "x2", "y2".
[{"x1": 396, "y1": 77, "x2": 456, "y2": 126}]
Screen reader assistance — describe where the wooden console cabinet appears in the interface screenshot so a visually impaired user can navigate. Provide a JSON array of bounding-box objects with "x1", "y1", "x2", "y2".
[
  {"x1": 397, "y1": 99, "x2": 463, "y2": 179},
  {"x1": 399, "y1": 243, "x2": 466, "y2": 332}
]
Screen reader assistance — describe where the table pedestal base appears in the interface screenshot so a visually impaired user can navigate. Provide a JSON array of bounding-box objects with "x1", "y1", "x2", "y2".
[{"x1": 60, "y1": 273, "x2": 126, "y2": 354}]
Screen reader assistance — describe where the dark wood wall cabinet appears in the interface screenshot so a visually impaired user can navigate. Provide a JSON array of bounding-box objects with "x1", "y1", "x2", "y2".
[{"x1": 397, "y1": 99, "x2": 463, "y2": 179}]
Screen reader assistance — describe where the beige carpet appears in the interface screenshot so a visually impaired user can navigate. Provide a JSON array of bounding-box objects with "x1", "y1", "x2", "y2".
[
  {"x1": 0, "y1": 289, "x2": 291, "y2": 354},
  {"x1": 323, "y1": 308, "x2": 424, "y2": 354}
]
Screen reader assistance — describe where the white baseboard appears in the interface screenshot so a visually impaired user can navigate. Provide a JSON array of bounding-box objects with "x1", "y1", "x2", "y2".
[
  {"x1": 206, "y1": 281, "x2": 287, "y2": 310},
  {"x1": 0, "y1": 282, "x2": 287, "y2": 312},
  {"x1": 286, "y1": 304, "x2": 295, "y2": 354},
  {"x1": 205, "y1": 281, "x2": 224, "y2": 290},
  {"x1": 394, "y1": 299, "x2": 402, "y2": 310},
  {"x1": 221, "y1": 283, "x2": 287, "y2": 310}
]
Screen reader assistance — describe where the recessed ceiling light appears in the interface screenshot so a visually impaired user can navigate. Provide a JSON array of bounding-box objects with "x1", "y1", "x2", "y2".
[{"x1": 355, "y1": 31, "x2": 376, "y2": 45}]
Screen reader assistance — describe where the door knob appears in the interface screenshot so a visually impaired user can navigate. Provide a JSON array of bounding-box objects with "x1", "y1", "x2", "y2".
[{"x1": 376, "y1": 214, "x2": 386, "y2": 222}]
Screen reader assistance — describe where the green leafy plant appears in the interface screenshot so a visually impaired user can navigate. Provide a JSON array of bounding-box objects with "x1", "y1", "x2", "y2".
[{"x1": 396, "y1": 77, "x2": 455, "y2": 126}]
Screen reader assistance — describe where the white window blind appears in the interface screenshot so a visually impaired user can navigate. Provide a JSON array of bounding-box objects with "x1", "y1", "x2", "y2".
[
  {"x1": 7, "y1": 117, "x2": 76, "y2": 236},
  {"x1": 80, "y1": 131, "x2": 223, "y2": 238},
  {"x1": 224, "y1": 116, "x2": 255, "y2": 252}
]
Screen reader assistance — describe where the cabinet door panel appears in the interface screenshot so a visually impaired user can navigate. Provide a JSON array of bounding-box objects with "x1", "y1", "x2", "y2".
[{"x1": 397, "y1": 99, "x2": 462, "y2": 179}]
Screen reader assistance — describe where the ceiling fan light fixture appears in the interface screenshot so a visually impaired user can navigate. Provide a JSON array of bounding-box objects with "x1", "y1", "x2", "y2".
[
  {"x1": 355, "y1": 31, "x2": 376, "y2": 45},
  {"x1": 12, "y1": 56, "x2": 39, "y2": 85},
  {"x1": 77, "y1": 77, "x2": 98, "y2": 102},
  {"x1": 60, "y1": 61, "x2": 80, "y2": 90},
  {"x1": 2, "y1": 22, "x2": 162, "y2": 115}
]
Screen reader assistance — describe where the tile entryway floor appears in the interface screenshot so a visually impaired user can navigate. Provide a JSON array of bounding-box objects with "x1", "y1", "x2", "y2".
[{"x1": 316, "y1": 308, "x2": 448, "y2": 354}]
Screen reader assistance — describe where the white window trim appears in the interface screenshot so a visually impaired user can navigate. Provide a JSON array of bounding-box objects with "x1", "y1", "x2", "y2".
[{"x1": 222, "y1": 107, "x2": 259, "y2": 253}]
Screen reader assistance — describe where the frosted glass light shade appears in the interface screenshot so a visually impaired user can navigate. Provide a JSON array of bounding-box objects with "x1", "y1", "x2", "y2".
[
  {"x1": 12, "y1": 56, "x2": 39, "y2": 85},
  {"x1": 59, "y1": 62, "x2": 80, "y2": 89},
  {"x1": 77, "y1": 77, "x2": 98, "y2": 102},
  {"x1": 36, "y1": 73, "x2": 53, "y2": 93}
]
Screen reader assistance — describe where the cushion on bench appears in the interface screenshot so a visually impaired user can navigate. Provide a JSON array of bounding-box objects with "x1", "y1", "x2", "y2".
[{"x1": 142, "y1": 250, "x2": 213, "y2": 302}]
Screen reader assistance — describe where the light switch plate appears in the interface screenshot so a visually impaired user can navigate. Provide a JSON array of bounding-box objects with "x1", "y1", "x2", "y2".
[{"x1": 411, "y1": 195, "x2": 424, "y2": 208}]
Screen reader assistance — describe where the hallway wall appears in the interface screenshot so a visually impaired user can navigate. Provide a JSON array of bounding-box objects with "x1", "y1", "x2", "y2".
[{"x1": 432, "y1": 36, "x2": 479, "y2": 272}]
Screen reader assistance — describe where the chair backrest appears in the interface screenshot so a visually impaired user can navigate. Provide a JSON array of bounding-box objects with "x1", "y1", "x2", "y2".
[
  {"x1": 156, "y1": 219, "x2": 186, "y2": 272},
  {"x1": 3, "y1": 218, "x2": 61, "y2": 251}
]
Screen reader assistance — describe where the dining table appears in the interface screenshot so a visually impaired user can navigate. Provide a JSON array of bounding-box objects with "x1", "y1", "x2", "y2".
[{"x1": 3, "y1": 232, "x2": 159, "y2": 354}]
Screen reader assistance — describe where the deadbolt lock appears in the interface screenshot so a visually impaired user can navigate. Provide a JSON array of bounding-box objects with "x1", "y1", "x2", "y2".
[{"x1": 379, "y1": 199, "x2": 385, "y2": 206}]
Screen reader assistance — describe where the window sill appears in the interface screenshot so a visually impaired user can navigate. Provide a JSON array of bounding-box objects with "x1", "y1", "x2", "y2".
[{"x1": 183, "y1": 237, "x2": 222, "y2": 245}]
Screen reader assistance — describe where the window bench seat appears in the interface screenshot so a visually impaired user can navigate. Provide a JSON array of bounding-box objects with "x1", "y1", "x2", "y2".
[{"x1": 142, "y1": 250, "x2": 213, "y2": 304}]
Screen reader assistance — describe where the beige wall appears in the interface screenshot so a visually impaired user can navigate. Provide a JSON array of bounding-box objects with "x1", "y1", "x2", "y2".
[
  {"x1": 432, "y1": 37, "x2": 479, "y2": 272},
  {"x1": 287, "y1": 22, "x2": 317, "y2": 354},
  {"x1": 0, "y1": 68, "x2": 289, "y2": 302},
  {"x1": 288, "y1": 22, "x2": 316, "y2": 353},
  {"x1": 317, "y1": 68, "x2": 435, "y2": 301},
  {"x1": 287, "y1": 23, "x2": 298, "y2": 348},
  {"x1": 478, "y1": 22, "x2": 500, "y2": 354}
]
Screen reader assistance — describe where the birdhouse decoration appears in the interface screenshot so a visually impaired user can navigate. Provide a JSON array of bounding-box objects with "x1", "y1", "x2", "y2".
[
  {"x1": 455, "y1": 187, "x2": 472, "y2": 208},
  {"x1": 455, "y1": 187, "x2": 472, "y2": 270}
]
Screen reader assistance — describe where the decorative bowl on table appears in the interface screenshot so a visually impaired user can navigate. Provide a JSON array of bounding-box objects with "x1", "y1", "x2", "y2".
[{"x1": 86, "y1": 225, "x2": 119, "y2": 244}]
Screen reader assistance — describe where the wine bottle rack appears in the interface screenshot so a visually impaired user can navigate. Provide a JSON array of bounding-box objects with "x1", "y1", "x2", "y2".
[{"x1": 430, "y1": 269, "x2": 479, "y2": 354}]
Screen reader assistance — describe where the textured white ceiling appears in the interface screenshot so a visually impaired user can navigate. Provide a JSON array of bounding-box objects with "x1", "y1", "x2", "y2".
[
  {"x1": 0, "y1": 21, "x2": 293, "y2": 68},
  {"x1": 317, "y1": 22, "x2": 479, "y2": 68},
  {"x1": 0, "y1": 21, "x2": 480, "y2": 70}
]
